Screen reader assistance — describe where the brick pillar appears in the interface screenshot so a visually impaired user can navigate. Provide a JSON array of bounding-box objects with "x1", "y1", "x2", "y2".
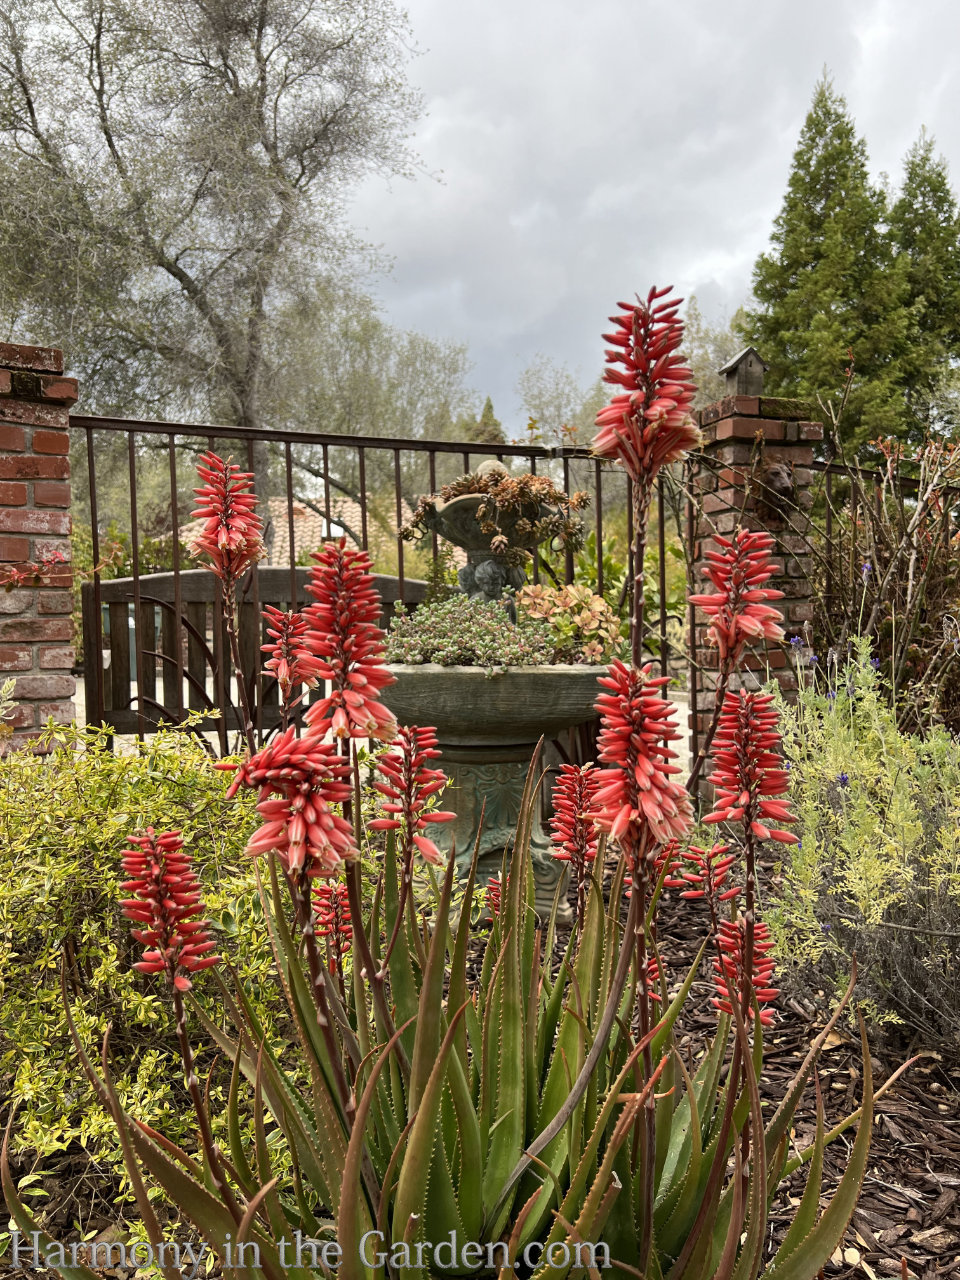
[
  {"x1": 689, "y1": 393, "x2": 822, "y2": 760},
  {"x1": 0, "y1": 343, "x2": 77, "y2": 751}
]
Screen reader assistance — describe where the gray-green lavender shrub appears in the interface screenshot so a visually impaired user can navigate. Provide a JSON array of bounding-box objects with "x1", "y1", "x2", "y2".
[{"x1": 769, "y1": 638, "x2": 960, "y2": 1048}]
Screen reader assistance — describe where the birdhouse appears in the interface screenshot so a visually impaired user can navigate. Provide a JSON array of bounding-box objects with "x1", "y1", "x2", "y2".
[{"x1": 717, "y1": 347, "x2": 768, "y2": 396}]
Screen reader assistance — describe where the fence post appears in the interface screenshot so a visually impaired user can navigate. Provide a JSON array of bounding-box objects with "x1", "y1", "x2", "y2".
[
  {"x1": 689, "y1": 365, "x2": 822, "y2": 770},
  {"x1": 0, "y1": 343, "x2": 78, "y2": 752}
]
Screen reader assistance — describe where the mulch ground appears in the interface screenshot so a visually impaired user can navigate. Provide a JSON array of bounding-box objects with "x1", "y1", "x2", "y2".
[
  {"x1": 644, "y1": 862, "x2": 960, "y2": 1280},
  {"x1": 4, "y1": 865, "x2": 960, "y2": 1280}
]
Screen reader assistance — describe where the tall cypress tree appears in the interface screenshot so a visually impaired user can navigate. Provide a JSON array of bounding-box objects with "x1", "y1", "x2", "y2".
[
  {"x1": 889, "y1": 132, "x2": 960, "y2": 438},
  {"x1": 741, "y1": 77, "x2": 909, "y2": 450}
]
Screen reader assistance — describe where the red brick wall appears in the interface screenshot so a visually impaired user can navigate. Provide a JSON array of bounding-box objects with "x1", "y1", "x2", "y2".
[
  {"x1": 688, "y1": 395, "x2": 823, "y2": 759},
  {"x1": 0, "y1": 344, "x2": 78, "y2": 750}
]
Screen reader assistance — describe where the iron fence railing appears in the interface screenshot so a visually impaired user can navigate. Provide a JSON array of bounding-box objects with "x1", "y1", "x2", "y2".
[{"x1": 72, "y1": 413, "x2": 690, "y2": 748}]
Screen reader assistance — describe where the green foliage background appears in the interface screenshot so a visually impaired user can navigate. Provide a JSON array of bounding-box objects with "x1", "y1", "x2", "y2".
[{"x1": 0, "y1": 722, "x2": 273, "y2": 1191}]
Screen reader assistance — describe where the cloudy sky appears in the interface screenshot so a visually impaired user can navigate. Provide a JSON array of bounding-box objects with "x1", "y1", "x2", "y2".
[{"x1": 348, "y1": 0, "x2": 958, "y2": 430}]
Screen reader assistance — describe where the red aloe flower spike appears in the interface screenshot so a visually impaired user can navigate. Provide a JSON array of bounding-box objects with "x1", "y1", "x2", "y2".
[
  {"x1": 120, "y1": 828, "x2": 220, "y2": 992},
  {"x1": 371, "y1": 725, "x2": 456, "y2": 972},
  {"x1": 688, "y1": 529, "x2": 785, "y2": 665},
  {"x1": 487, "y1": 872, "x2": 504, "y2": 919},
  {"x1": 190, "y1": 451, "x2": 264, "y2": 583},
  {"x1": 120, "y1": 828, "x2": 242, "y2": 1220},
  {"x1": 261, "y1": 606, "x2": 325, "y2": 701},
  {"x1": 702, "y1": 691, "x2": 799, "y2": 843},
  {"x1": 712, "y1": 917, "x2": 779, "y2": 1027},
  {"x1": 549, "y1": 762, "x2": 601, "y2": 926},
  {"x1": 592, "y1": 287, "x2": 701, "y2": 487},
  {"x1": 593, "y1": 659, "x2": 694, "y2": 855},
  {"x1": 667, "y1": 842, "x2": 740, "y2": 903},
  {"x1": 686, "y1": 529, "x2": 786, "y2": 794},
  {"x1": 302, "y1": 538, "x2": 397, "y2": 742},
  {"x1": 313, "y1": 879, "x2": 352, "y2": 991},
  {"x1": 218, "y1": 726, "x2": 357, "y2": 875},
  {"x1": 370, "y1": 725, "x2": 457, "y2": 867}
]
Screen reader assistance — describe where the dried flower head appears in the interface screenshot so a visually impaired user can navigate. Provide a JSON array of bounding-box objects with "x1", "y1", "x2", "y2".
[{"x1": 120, "y1": 829, "x2": 219, "y2": 991}]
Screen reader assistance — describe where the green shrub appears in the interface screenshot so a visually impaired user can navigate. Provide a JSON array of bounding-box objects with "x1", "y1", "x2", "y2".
[
  {"x1": 770, "y1": 639, "x2": 960, "y2": 1047},
  {"x1": 0, "y1": 720, "x2": 274, "y2": 1190}
]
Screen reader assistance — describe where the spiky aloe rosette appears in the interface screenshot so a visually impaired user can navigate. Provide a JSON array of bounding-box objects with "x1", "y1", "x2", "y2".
[{"x1": 5, "y1": 290, "x2": 890, "y2": 1280}]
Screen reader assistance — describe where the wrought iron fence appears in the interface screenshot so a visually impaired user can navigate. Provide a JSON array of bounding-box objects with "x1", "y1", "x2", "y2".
[{"x1": 72, "y1": 414, "x2": 692, "y2": 749}]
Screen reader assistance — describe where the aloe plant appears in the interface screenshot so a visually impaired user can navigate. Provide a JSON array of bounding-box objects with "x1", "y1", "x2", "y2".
[{"x1": 2, "y1": 287, "x2": 889, "y2": 1279}]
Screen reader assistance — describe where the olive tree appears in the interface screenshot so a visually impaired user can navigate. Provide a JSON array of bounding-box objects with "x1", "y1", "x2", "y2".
[{"x1": 0, "y1": 0, "x2": 422, "y2": 433}]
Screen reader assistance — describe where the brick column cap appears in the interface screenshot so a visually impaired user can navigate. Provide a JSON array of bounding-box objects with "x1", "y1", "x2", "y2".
[
  {"x1": 698, "y1": 395, "x2": 814, "y2": 426},
  {"x1": 0, "y1": 343, "x2": 64, "y2": 375}
]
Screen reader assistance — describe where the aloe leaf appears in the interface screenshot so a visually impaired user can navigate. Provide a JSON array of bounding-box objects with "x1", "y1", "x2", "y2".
[
  {"x1": 392, "y1": 1008, "x2": 469, "y2": 1278},
  {"x1": 726, "y1": 1006, "x2": 767, "y2": 1280},
  {"x1": 655, "y1": 1052, "x2": 703, "y2": 1252},
  {"x1": 60, "y1": 973, "x2": 184, "y2": 1280},
  {"x1": 649, "y1": 938, "x2": 709, "y2": 1062},
  {"x1": 339, "y1": 1019, "x2": 414, "y2": 1280},
  {"x1": 772, "y1": 1075, "x2": 825, "y2": 1263},
  {"x1": 197, "y1": 998, "x2": 341, "y2": 1214},
  {"x1": 382, "y1": 832, "x2": 420, "y2": 1047},
  {"x1": 227, "y1": 1049, "x2": 258, "y2": 1197},
  {"x1": 409, "y1": 849, "x2": 458, "y2": 1111},
  {"x1": 481, "y1": 921, "x2": 525, "y2": 1236},
  {"x1": 126, "y1": 1119, "x2": 282, "y2": 1278},
  {"x1": 253, "y1": 1049, "x2": 302, "y2": 1249},
  {"x1": 762, "y1": 1015, "x2": 873, "y2": 1280},
  {"x1": 447, "y1": 840, "x2": 479, "y2": 1080},
  {"x1": 764, "y1": 965, "x2": 857, "y2": 1161}
]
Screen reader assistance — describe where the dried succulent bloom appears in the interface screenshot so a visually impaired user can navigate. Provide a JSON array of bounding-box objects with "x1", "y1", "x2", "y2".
[
  {"x1": 592, "y1": 287, "x2": 701, "y2": 485},
  {"x1": 219, "y1": 727, "x2": 357, "y2": 875},
  {"x1": 120, "y1": 829, "x2": 219, "y2": 991},
  {"x1": 302, "y1": 539, "x2": 397, "y2": 742},
  {"x1": 369, "y1": 725, "x2": 456, "y2": 866},
  {"x1": 593, "y1": 660, "x2": 694, "y2": 851},
  {"x1": 261, "y1": 606, "x2": 325, "y2": 700},
  {"x1": 688, "y1": 530, "x2": 785, "y2": 663},
  {"x1": 190, "y1": 451, "x2": 263, "y2": 582},
  {"x1": 713, "y1": 917, "x2": 779, "y2": 1026},
  {"x1": 550, "y1": 762, "x2": 601, "y2": 924},
  {"x1": 702, "y1": 691, "x2": 799, "y2": 843}
]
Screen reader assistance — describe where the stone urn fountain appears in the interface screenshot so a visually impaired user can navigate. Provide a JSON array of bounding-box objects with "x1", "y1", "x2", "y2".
[{"x1": 383, "y1": 462, "x2": 601, "y2": 920}]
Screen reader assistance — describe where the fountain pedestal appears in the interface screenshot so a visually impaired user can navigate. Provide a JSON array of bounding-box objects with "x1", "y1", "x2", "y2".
[{"x1": 382, "y1": 664, "x2": 602, "y2": 920}]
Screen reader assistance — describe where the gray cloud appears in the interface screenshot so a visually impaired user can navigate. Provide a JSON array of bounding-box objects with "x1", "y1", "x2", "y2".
[{"x1": 348, "y1": 0, "x2": 959, "y2": 430}]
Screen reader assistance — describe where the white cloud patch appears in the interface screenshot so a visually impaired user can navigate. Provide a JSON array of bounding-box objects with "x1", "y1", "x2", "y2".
[{"x1": 349, "y1": 0, "x2": 960, "y2": 430}]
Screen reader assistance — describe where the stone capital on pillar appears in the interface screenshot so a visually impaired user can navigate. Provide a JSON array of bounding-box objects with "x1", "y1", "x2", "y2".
[{"x1": 0, "y1": 343, "x2": 78, "y2": 752}]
